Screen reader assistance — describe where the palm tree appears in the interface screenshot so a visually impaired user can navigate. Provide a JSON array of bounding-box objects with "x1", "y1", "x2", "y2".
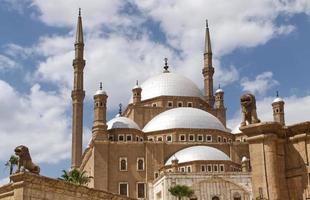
[
  {"x1": 5, "y1": 155, "x2": 18, "y2": 175},
  {"x1": 168, "y1": 184, "x2": 194, "y2": 200},
  {"x1": 59, "y1": 169, "x2": 93, "y2": 186}
]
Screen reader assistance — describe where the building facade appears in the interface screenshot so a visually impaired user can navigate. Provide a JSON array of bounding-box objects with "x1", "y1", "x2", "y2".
[{"x1": 71, "y1": 12, "x2": 310, "y2": 200}]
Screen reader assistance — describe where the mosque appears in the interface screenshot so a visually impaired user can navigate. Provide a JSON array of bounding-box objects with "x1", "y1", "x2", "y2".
[{"x1": 70, "y1": 11, "x2": 310, "y2": 200}]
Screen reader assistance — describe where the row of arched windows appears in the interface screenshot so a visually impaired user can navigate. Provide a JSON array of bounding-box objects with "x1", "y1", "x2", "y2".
[{"x1": 119, "y1": 157, "x2": 145, "y2": 171}]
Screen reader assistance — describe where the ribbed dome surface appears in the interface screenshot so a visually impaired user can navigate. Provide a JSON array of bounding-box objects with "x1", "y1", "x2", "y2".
[
  {"x1": 129, "y1": 72, "x2": 203, "y2": 103},
  {"x1": 165, "y1": 146, "x2": 230, "y2": 165},
  {"x1": 107, "y1": 117, "x2": 140, "y2": 130},
  {"x1": 143, "y1": 107, "x2": 226, "y2": 132}
]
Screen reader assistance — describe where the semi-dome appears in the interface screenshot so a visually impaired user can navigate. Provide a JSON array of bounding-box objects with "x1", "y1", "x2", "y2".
[
  {"x1": 107, "y1": 117, "x2": 140, "y2": 130},
  {"x1": 143, "y1": 107, "x2": 227, "y2": 132},
  {"x1": 129, "y1": 72, "x2": 203, "y2": 103},
  {"x1": 165, "y1": 146, "x2": 230, "y2": 165}
]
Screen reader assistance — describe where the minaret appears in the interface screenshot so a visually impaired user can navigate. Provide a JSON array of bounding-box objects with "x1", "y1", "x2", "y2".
[
  {"x1": 71, "y1": 8, "x2": 85, "y2": 169},
  {"x1": 214, "y1": 85, "x2": 226, "y2": 126},
  {"x1": 92, "y1": 82, "x2": 108, "y2": 140},
  {"x1": 202, "y1": 20, "x2": 215, "y2": 107},
  {"x1": 272, "y1": 91, "x2": 285, "y2": 125},
  {"x1": 132, "y1": 80, "x2": 142, "y2": 104}
]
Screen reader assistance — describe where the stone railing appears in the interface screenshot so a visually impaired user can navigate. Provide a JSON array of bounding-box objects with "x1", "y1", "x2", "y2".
[{"x1": 0, "y1": 172, "x2": 135, "y2": 200}]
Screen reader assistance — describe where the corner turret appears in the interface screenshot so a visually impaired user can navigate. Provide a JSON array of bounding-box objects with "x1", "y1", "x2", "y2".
[
  {"x1": 92, "y1": 82, "x2": 108, "y2": 140},
  {"x1": 272, "y1": 91, "x2": 285, "y2": 126}
]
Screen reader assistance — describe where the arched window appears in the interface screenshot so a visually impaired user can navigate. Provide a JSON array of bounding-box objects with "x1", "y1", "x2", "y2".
[
  {"x1": 233, "y1": 192, "x2": 241, "y2": 200},
  {"x1": 167, "y1": 101, "x2": 173, "y2": 107},
  {"x1": 177, "y1": 101, "x2": 183, "y2": 107},
  {"x1": 212, "y1": 196, "x2": 220, "y2": 200},
  {"x1": 119, "y1": 158, "x2": 127, "y2": 171},
  {"x1": 137, "y1": 158, "x2": 144, "y2": 171}
]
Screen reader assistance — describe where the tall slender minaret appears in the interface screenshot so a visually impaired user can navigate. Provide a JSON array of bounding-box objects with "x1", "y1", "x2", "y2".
[
  {"x1": 202, "y1": 20, "x2": 215, "y2": 107},
  {"x1": 71, "y1": 8, "x2": 85, "y2": 169}
]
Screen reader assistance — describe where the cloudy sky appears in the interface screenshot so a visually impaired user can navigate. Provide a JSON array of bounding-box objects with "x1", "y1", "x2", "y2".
[{"x1": 0, "y1": 0, "x2": 310, "y2": 184}]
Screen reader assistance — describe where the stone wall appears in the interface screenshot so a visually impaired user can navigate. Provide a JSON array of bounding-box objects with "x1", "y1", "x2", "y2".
[{"x1": 0, "y1": 172, "x2": 135, "y2": 200}]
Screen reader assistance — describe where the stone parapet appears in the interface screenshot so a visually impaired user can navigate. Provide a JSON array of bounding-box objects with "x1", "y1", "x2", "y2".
[
  {"x1": 0, "y1": 172, "x2": 135, "y2": 200},
  {"x1": 240, "y1": 122, "x2": 285, "y2": 139}
]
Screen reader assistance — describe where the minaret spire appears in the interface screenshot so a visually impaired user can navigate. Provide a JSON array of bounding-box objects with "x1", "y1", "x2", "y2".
[
  {"x1": 204, "y1": 20, "x2": 212, "y2": 55},
  {"x1": 202, "y1": 19, "x2": 215, "y2": 107},
  {"x1": 75, "y1": 8, "x2": 84, "y2": 44},
  {"x1": 71, "y1": 8, "x2": 86, "y2": 169}
]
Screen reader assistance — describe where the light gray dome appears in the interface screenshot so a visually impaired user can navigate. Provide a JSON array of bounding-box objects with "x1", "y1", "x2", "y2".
[
  {"x1": 143, "y1": 107, "x2": 226, "y2": 132},
  {"x1": 107, "y1": 117, "x2": 140, "y2": 130},
  {"x1": 129, "y1": 72, "x2": 203, "y2": 103},
  {"x1": 165, "y1": 146, "x2": 230, "y2": 165},
  {"x1": 215, "y1": 88, "x2": 224, "y2": 94},
  {"x1": 273, "y1": 97, "x2": 284, "y2": 103},
  {"x1": 95, "y1": 89, "x2": 106, "y2": 95}
]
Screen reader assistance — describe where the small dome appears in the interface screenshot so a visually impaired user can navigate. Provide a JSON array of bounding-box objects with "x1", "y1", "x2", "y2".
[
  {"x1": 165, "y1": 146, "x2": 230, "y2": 165},
  {"x1": 129, "y1": 72, "x2": 203, "y2": 103},
  {"x1": 241, "y1": 156, "x2": 249, "y2": 162},
  {"x1": 215, "y1": 88, "x2": 224, "y2": 94},
  {"x1": 143, "y1": 107, "x2": 227, "y2": 132},
  {"x1": 273, "y1": 97, "x2": 284, "y2": 103},
  {"x1": 133, "y1": 85, "x2": 141, "y2": 89},
  {"x1": 107, "y1": 117, "x2": 140, "y2": 130},
  {"x1": 95, "y1": 89, "x2": 107, "y2": 95}
]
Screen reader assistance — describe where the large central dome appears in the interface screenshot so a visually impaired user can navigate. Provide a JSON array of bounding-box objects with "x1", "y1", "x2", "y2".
[
  {"x1": 130, "y1": 72, "x2": 203, "y2": 103},
  {"x1": 143, "y1": 107, "x2": 227, "y2": 132}
]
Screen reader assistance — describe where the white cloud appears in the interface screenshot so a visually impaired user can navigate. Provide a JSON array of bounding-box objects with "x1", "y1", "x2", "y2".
[
  {"x1": 0, "y1": 54, "x2": 19, "y2": 70},
  {"x1": 34, "y1": 33, "x2": 176, "y2": 109},
  {"x1": 3, "y1": 44, "x2": 32, "y2": 59},
  {"x1": 228, "y1": 95, "x2": 310, "y2": 131},
  {"x1": 0, "y1": 177, "x2": 9, "y2": 186},
  {"x1": 241, "y1": 71, "x2": 279, "y2": 95},
  {"x1": 0, "y1": 80, "x2": 71, "y2": 164}
]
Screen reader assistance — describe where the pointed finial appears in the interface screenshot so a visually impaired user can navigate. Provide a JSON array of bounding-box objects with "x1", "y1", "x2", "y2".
[
  {"x1": 99, "y1": 82, "x2": 103, "y2": 90},
  {"x1": 276, "y1": 91, "x2": 279, "y2": 97},
  {"x1": 75, "y1": 8, "x2": 84, "y2": 44},
  {"x1": 119, "y1": 103, "x2": 122, "y2": 115},
  {"x1": 204, "y1": 19, "x2": 212, "y2": 54},
  {"x1": 218, "y1": 84, "x2": 221, "y2": 89},
  {"x1": 163, "y1": 58, "x2": 169, "y2": 72},
  {"x1": 136, "y1": 80, "x2": 139, "y2": 86}
]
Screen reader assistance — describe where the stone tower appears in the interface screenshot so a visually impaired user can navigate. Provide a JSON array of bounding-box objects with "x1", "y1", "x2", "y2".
[
  {"x1": 132, "y1": 80, "x2": 142, "y2": 105},
  {"x1": 272, "y1": 92, "x2": 285, "y2": 125},
  {"x1": 71, "y1": 9, "x2": 85, "y2": 169},
  {"x1": 214, "y1": 86, "x2": 226, "y2": 126},
  {"x1": 92, "y1": 83, "x2": 108, "y2": 140},
  {"x1": 202, "y1": 20, "x2": 215, "y2": 107}
]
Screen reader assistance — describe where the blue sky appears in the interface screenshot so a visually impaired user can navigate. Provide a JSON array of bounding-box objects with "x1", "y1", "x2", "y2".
[{"x1": 0, "y1": 0, "x2": 310, "y2": 184}]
